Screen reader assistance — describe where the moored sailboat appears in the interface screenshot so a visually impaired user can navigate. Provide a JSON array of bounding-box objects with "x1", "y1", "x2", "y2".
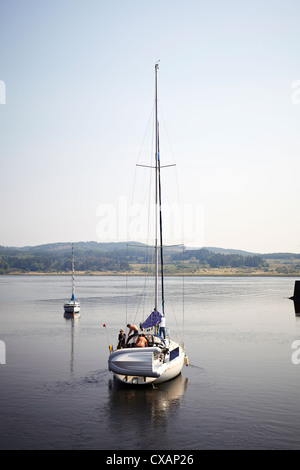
[
  {"x1": 64, "y1": 243, "x2": 80, "y2": 318},
  {"x1": 108, "y1": 64, "x2": 187, "y2": 385}
]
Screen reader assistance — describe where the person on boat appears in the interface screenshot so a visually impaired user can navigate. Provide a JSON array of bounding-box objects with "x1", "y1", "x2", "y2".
[
  {"x1": 127, "y1": 324, "x2": 138, "y2": 336},
  {"x1": 159, "y1": 315, "x2": 166, "y2": 339},
  {"x1": 136, "y1": 334, "x2": 148, "y2": 348},
  {"x1": 117, "y1": 329, "x2": 126, "y2": 349}
]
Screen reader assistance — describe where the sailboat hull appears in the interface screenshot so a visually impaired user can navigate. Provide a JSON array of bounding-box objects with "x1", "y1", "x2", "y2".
[
  {"x1": 64, "y1": 301, "x2": 80, "y2": 314},
  {"x1": 154, "y1": 352, "x2": 185, "y2": 384}
]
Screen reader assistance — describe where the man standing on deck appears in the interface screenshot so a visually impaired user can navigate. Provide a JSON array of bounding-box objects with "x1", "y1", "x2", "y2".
[{"x1": 159, "y1": 316, "x2": 166, "y2": 339}]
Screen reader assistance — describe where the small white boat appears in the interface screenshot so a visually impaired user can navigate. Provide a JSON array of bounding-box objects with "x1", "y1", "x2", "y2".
[
  {"x1": 64, "y1": 243, "x2": 80, "y2": 318},
  {"x1": 64, "y1": 300, "x2": 80, "y2": 315},
  {"x1": 108, "y1": 63, "x2": 187, "y2": 385}
]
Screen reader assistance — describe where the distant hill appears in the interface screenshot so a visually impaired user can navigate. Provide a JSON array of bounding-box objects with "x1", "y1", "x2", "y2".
[
  {"x1": 1, "y1": 241, "x2": 299, "y2": 257},
  {"x1": 0, "y1": 241, "x2": 148, "y2": 274},
  {"x1": 0, "y1": 241, "x2": 299, "y2": 275},
  {"x1": 197, "y1": 247, "x2": 255, "y2": 256},
  {"x1": 0, "y1": 241, "x2": 147, "y2": 255},
  {"x1": 171, "y1": 248, "x2": 268, "y2": 269},
  {"x1": 199, "y1": 247, "x2": 300, "y2": 260},
  {"x1": 260, "y1": 252, "x2": 300, "y2": 260}
]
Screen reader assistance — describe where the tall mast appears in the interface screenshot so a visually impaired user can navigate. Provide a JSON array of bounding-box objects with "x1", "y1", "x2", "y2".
[
  {"x1": 71, "y1": 243, "x2": 75, "y2": 301},
  {"x1": 154, "y1": 62, "x2": 159, "y2": 311}
]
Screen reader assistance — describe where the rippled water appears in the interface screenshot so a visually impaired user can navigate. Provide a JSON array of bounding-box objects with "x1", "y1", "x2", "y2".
[{"x1": 0, "y1": 275, "x2": 299, "y2": 449}]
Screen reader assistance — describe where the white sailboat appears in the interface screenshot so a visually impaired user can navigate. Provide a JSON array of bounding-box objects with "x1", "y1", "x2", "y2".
[
  {"x1": 64, "y1": 243, "x2": 80, "y2": 318},
  {"x1": 108, "y1": 63, "x2": 187, "y2": 385}
]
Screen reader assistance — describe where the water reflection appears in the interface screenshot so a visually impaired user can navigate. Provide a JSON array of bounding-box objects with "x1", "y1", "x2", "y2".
[
  {"x1": 64, "y1": 315, "x2": 80, "y2": 377},
  {"x1": 107, "y1": 374, "x2": 188, "y2": 433}
]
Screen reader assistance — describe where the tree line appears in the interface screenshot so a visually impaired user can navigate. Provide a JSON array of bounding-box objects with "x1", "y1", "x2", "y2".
[
  {"x1": 0, "y1": 252, "x2": 130, "y2": 274},
  {"x1": 0, "y1": 245, "x2": 269, "y2": 274},
  {"x1": 171, "y1": 248, "x2": 268, "y2": 269}
]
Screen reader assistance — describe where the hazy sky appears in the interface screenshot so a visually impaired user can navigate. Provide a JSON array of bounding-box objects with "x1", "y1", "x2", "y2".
[{"x1": 1, "y1": 0, "x2": 300, "y2": 253}]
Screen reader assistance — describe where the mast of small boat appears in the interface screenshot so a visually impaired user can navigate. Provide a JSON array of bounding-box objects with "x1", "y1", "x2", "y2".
[{"x1": 71, "y1": 242, "x2": 75, "y2": 301}]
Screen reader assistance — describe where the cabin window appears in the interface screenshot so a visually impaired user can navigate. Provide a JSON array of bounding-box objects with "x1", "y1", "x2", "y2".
[{"x1": 170, "y1": 347, "x2": 179, "y2": 361}]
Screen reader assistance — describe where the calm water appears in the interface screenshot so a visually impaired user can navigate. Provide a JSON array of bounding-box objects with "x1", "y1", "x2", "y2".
[{"x1": 0, "y1": 274, "x2": 300, "y2": 450}]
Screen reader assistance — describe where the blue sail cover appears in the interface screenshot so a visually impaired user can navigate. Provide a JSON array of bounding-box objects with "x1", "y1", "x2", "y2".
[{"x1": 141, "y1": 310, "x2": 162, "y2": 329}]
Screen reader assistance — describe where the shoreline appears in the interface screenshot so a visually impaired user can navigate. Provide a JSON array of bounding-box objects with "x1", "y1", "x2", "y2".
[{"x1": 1, "y1": 271, "x2": 299, "y2": 278}]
